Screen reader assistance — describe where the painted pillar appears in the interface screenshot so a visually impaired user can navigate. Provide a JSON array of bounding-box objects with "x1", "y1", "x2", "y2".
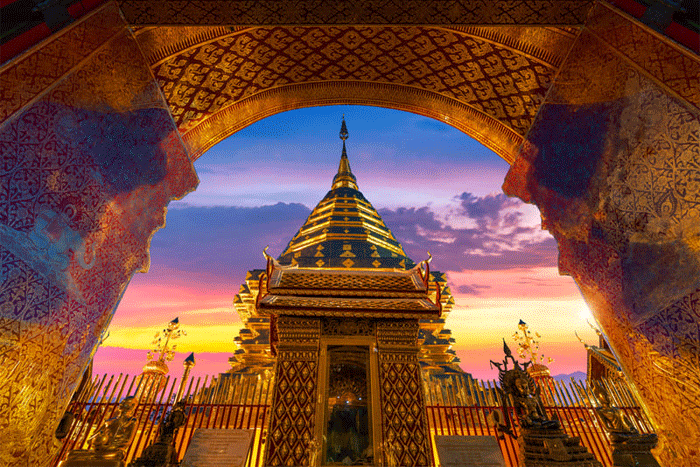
[
  {"x1": 376, "y1": 320, "x2": 431, "y2": 467},
  {"x1": 0, "y1": 3, "x2": 198, "y2": 465},
  {"x1": 503, "y1": 3, "x2": 700, "y2": 465},
  {"x1": 265, "y1": 316, "x2": 321, "y2": 466}
]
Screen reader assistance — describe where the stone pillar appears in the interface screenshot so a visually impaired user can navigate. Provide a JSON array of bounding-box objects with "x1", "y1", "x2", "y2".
[
  {"x1": 265, "y1": 316, "x2": 321, "y2": 466},
  {"x1": 376, "y1": 320, "x2": 431, "y2": 467},
  {"x1": 0, "y1": 4, "x2": 198, "y2": 466},
  {"x1": 503, "y1": 3, "x2": 700, "y2": 465}
]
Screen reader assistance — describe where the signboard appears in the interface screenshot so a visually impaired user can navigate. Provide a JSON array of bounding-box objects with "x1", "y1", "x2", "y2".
[
  {"x1": 435, "y1": 435, "x2": 506, "y2": 467},
  {"x1": 180, "y1": 429, "x2": 254, "y2": 467}
]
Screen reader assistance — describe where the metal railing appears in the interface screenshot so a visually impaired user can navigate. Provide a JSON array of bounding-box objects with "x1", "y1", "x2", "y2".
[
  {"x1": 424, "y1": 375, "x2": 653, "y2": 467},
  {"x1": 52, "y1": 373, "x2": 272, "y2": 467},
  {"x1": 54, "y1": 373, "x2": 651, "y2": 467}
]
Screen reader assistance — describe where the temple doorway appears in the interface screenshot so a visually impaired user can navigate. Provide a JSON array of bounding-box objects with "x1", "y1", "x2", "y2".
[{"x1": 325, "y1": 346, "x2": 372, "y2": 465}]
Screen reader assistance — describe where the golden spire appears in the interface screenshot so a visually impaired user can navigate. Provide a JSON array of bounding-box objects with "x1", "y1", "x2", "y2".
[
  {"x1": 176, "y1": 352, "x2": 196, "y2": 401},
  {"x1": 277, "y1": 116, "x2": 414, "y2": 269},
  {"x1": 332, "y1": 116, "x2": 358, "y2": 190},
  {"x1": 146, "y1": 317, "x2": 186, "y2": 366}
]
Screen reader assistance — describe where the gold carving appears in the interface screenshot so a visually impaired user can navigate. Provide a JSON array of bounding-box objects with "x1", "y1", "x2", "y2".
[
  {"x1": 0, "y1": 3, "x2": 125, "y2": 123},
  {"x1": 378, "y1": 352, "x2": 431, "y2": 466},
  {"x1": 586, "y1": 2, "x2": 699, "y2": 110},
  {"x1": 0, "y1": 5, "x2": 197, "y2": 467},
  {"x1": 322, "y1": 318, "x2": 375, "y2": 336},
  {"x1": 152, "y1": 26, "x2": 556, "y2": 139},
  {"x1": 265, "y1": 349, "x2": 319, "y2": 466},
  {"x1": 180, "y1": 80, "x2": 524, "y2": 163},
  {"x1": 377, "y1": 320, "x2": 420, "y2": 348},
  {"x1": 277, "y1": 316, "x2": 321, "y2": 348}
]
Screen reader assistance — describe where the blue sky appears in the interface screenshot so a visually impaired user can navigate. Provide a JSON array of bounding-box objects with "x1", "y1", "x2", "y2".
[{"x1": 96, "y1": 105, "x2": 597, "y2": 380}]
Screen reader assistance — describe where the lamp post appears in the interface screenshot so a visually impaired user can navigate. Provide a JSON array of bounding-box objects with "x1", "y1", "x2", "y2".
[{"x1": 177, "y1": 352, "x2": 196, "y2": 401}]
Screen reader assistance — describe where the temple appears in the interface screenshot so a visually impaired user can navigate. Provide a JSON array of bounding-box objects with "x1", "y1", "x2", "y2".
[
  {"x1": 52, "y1": 121, "x2": 660, "y2": 467},
  {"x1": 4, "y1": 0, "x2": 699, "y2": 463},
  {"x1": 227, "y1": 118, "x2": 462, "y2": 466}
]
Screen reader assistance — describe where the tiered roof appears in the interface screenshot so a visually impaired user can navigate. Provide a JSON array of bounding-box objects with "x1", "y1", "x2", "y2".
[
  {"x1": 230, "y1": 118, "x2": 459, "y2": 374},
  {"x1": 258, "y1": 266, "x2": 440, "y2": 319},
  {"x1": 277, "y1": 118, "x2": 414, "y2": 270}
]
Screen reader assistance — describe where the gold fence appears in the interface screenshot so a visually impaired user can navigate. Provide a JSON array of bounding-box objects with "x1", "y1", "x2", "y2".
[
  {"x1": 52, "y1": 373, "x2": 272, "y2": 466},
  {"x1": 424, "y1": 375, "x2": 654, "y2": 467},
  {"x1": 53, "y1": 373, "x2": 652, "y2": 467}
]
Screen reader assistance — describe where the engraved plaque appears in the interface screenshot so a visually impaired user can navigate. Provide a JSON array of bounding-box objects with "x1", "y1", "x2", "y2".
[
  {"x1": 181, "y1": 429, "x2": 254, "y2": 467},
  {"x1": 435, "y1": 436, "x2": 506, "y2": 467}
]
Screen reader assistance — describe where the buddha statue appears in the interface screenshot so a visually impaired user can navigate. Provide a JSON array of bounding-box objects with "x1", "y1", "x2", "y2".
[
  {"x1": 60, "y1": 396, "x2": 138, "y2": 467},
  {"x1": 511, "y1": 374, "x2": 560, "y2": 430},
  {"x1": 592, "y1": 383, "x2": 657, "y2": 443},
  {"x1": 130, "y1": 400, "x2": 188, "y2": 467},
  {"x1": 592, "y1": 383, "x2": 660, "y2": 466}
]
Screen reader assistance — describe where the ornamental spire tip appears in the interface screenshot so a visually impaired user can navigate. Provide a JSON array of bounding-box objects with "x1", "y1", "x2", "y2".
[
  {"x1": 339, "y1": 115, "x2": 349, "y2": 141},
  {"x1": 332, "y1": 116, "x2": 358, "y2": 190}
]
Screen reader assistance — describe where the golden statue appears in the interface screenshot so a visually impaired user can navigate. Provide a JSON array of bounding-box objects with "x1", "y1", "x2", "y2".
[
  {"x1": 60, "y1": 396, "x2": 138, "y2": 467},
  {"x1": 592, "y1": 383, "x2": 657, "y2": 441},
  {"x1": 592, "y1": 383, "x2": 660, "y2": 467},
  {"x1": 511, "y1": 373, "x2": 560, "y2": 430},
  {"x1": 592, "y1": 383, "x2": 638, "y2": 434}
]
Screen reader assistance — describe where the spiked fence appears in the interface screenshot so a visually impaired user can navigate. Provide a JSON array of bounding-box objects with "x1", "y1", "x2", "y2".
[
  {"x1": 52, "y1": 373, "x2": 272, "y2": 467},
  {"x1": 53, "y1": 373, "x2": 652, "y2": 467},
  {"x1": 424, "y1": 374, "x2": 654, "y2": 467}
]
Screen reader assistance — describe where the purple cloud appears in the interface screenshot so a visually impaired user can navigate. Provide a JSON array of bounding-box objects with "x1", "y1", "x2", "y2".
[
  {"x1": 458, "y1": 192, "x2": 522, "y2": 230},
  {"x1": 379, "y1": 192, "x2": 559, "y2": 272},
  {"x1": 151, "y1": 203, "x2": 311, "y2": 284},
  {"x1": 456, "y1": 284, "x2": 492, "y2": 295}
]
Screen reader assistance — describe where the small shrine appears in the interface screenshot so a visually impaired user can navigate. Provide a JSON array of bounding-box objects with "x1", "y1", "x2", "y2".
[
  {"x1": 576, "y1": 323, "x2": 625, "y2": 385},
  {"x1": 251, "y1": 118, "x2": 448, "y2": 466},
  {"x1": 491, "y1": 341, "x2": 602, "y2": 467}
]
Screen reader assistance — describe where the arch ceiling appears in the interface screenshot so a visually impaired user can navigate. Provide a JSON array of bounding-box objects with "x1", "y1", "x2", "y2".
[{"x1": 135, "y1": 25, "x2": 578, "y2": 161}]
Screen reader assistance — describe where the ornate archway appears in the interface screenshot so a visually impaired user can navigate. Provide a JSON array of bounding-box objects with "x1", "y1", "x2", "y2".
[
  {"x1": 141, "y1": 23, "x2": 576, "y2": 162},
  {"x1": 0, "y1": 1, "x2": 698, "y2": 465}
]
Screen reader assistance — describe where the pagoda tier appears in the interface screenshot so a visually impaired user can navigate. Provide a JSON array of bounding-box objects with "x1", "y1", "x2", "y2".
[
  {"x1": 229, "y1": 268, "x2": 458, "y2": 374},
  {"x1": 258, "y1": 265, "x2": 439, "y2": 319},
  {"x1": 277, "y1": 125, "x2": 414, "y2": 270}
]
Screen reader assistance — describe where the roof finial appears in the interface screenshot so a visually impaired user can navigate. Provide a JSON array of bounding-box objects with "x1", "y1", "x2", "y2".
[
  {"x1": 332, "y1": 116, "x2": 358, "y2": 190},
  {"x1": 340, "y1": 115, "x2": 349, "y2": 141}
]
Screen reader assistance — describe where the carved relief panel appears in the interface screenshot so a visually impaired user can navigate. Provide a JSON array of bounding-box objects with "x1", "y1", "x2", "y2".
[
  {"x1": 376, "y1": 320, "x2": 431, "y2": 466},
  {"x1": 265, "y1": 317, "x2": 321, "y2": 466}
]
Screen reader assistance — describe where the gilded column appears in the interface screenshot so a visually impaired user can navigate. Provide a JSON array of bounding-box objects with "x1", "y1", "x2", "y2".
[
  {"x1": 0, "y1": 4, "x2": 197, "y2": 466},
  {"x1": 502, "y1": 3, "x2": 700, "y2": 465},
  {"x1": 376, "y1": 320, "x2": 431, "y2": 467},
  {"x1": 265, "y1": 316, "x2": 321, "y2": 466}
]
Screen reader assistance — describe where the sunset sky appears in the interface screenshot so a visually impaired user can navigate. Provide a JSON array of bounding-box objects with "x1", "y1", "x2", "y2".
[{"x1": 94, "y1": 105, "x2": 599, "y2": 381}]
